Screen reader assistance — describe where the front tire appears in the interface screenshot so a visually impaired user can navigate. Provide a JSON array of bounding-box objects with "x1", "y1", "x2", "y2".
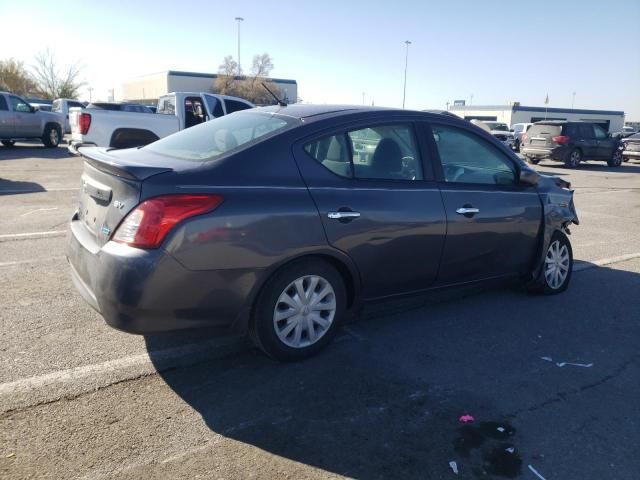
[
  {"x1": 607, "y1": 150, "x2": 623, "y2": 167},
  {"x1": 42, "y1": 125, "x2": 61, "y2": 148},
  {"x1": 564, "y1": 148, "x2": 582, "y2": 168},
  {"x1": 251, "y1": 259, "x2": 346, "y2": 361},
  {"x1": 1, "y1": 140, "x2": 15, "y2": 147},
  {"x1": 526, "y1": 156, "x2": 540, "y2": 165},
  {"x1": 529, "y1": 231, "x2": 573, "y2": 295}
]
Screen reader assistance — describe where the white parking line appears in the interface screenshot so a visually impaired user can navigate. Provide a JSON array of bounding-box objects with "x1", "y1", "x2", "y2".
[
  {"x1": 0, "y1": 256, "x2": 65, "y2": 268},
  {"x1": 0, "y1": 336, "x2": 248, "y2": 413},
  {"x1": 0, "y1": 187, "x2": 79, "y2": 194},
  {"x1": 0, "y1": 230, "x2": 66, "y2": 240},
  {"x1": 20, "y1": 207, "x2": 59, "y2": 217}
]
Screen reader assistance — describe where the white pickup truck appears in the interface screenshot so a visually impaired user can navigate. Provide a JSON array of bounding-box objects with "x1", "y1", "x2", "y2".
[{"x1": 68, "y1": 92, "x2": 254, "y2": 154}]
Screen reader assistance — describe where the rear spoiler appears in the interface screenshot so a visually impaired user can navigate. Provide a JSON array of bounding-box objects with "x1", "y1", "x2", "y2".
[{"x1": 79, "y1": 147, "x2": 172, "y2": 181}]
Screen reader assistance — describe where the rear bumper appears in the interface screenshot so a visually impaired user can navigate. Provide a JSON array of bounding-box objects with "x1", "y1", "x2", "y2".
[
  {"x1": 521, "y1": 145, "x2": 568, "y2": 161},
  {"x1": 67, "y1": 216, "x2": 260, "y2": 334},
  {"x1": 68, "y1": 140, "x2": 97, "y2": 156},
  {"x1": 622, "y1": 150, "x2": 640, "y2": 158}
]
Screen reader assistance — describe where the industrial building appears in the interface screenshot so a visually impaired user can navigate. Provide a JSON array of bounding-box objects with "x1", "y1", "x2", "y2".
[
  {"x1": 448, "y1": 103, "x2": 625, "y2": 133},
  {"x1": 121, "y1": 70, "x2": 297, "y2": 105}
]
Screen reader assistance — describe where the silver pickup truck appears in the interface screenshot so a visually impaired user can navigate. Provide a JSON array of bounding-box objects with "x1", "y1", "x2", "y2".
[
  {"x1": 68, "y1": 92, "x2": 254, "y2": 154},
  {"x1": 0, "y1": 91, "x2": 65, "y2": 148}
]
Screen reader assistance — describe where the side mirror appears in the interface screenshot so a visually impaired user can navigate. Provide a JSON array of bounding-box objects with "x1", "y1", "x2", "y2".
[{"x1": 519, "y1": 169, "x2": 540, "y2": 186}]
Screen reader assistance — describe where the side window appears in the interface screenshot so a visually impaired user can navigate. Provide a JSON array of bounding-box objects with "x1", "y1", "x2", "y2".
[
  {"x1": 225, "y1": 99, "x2": 252, "y2": 114},
  {"x1": 579, "y1": 124, "x2": 594, "y2": 138},
  {"x1": 9, "y1": 95, "x2": 31, "y2": 112},
  {"x1": 204, "y1": 95, "x2": 224, "y2": 118},
  {"x1": 0, "y1": 95, "x2": 8, "y2": 111},
  {"x1": 158, "y1": 96, "x2": 176, "y2": 115},
  {"x1": 304, "y1": 134, "x2": 352, "y2": 178},
  {"x1": 593, "y1": 125, "x2": 607, "y2": 139},
  {"x1": 431, "y1": 124, "x2": 516, "y2": 185},
  {"x1": 348, "y1": 124, "x2": 422, "y2": 180}
]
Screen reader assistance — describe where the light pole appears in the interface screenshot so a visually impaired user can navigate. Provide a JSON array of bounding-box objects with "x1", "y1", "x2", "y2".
[
  {"x1": 87, "y1": 87, "x2": 93, "y2": 102},
  {"x1": 235, "y1": 17, "x2": 244, "y2": 75},
  {"x1": 402, "y1": 40, "x2": 411, "y2": 109},
  {"x1": 572, "y1": 91, "x2": 576, "y2": 109}
]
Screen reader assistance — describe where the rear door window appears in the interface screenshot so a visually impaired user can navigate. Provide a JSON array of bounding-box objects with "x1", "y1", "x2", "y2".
[
  {"x1": 225, "y1": 99, "x2": 252, "y2": 114},
  {"x1": 0, "y1": 95, "x2": 8, "y2": 111},
  {"x1": 579, "y1": 124, "x2": 594, "y2": 138},
  {"x1": 157, "y1": 96, "x2": 176, "y2": 115},
  {"x1": 304, "y1": 124, "x2": 423, "y2": 181}
]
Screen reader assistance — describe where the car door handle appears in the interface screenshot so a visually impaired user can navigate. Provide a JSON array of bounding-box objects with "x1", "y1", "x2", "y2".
[
  {"x1": 328, "y1": 211, "x2": 361, "y2": 219},
  {"x1": 456, "y1": 207, "x2": 480, "y2": 216}
]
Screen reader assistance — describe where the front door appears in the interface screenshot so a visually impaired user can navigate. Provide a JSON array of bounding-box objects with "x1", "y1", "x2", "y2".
[
  {"x1": 426, "y1": 122, "x2": 542, "y2": 284},
  {"x1": 9, "y1": 95, "x2": 40, "y2": 137},
  {"x1": 593, "y1": 124, "x2": 616, "y2": 159},
  {"x1": 294, "y1": 120, "x2": 447, "y2": 299}
]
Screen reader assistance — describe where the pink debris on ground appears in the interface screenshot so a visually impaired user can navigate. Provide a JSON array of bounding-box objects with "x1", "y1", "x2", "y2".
[{"x1": 459, "y1": 414, "x2": 475, "y2": 423}]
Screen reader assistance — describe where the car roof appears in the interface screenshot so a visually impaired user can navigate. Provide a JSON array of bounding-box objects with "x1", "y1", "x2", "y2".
[{"x1": 256, "y1": 104, "x2": 419, "y2": 121}]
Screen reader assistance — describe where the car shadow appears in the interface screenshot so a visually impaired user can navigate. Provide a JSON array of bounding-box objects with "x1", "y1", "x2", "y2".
[
  {"x1": 0, "y1": 143, "x2": 69, "y2": 161},
  {"x1": 0, "y1": 178, "x2": 46, "y2": 195},
  {"x1": 144, "y1": 261, "x2": 640, "y2": 478}
]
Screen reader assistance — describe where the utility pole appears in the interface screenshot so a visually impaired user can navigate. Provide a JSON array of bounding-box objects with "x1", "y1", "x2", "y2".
[
  {"x1": 470, "y1": 94, "x2": 473, "y2": 105},
  {"x1": 87, "y1": 87, "x2": 93, "y2": 102},
  {"x1": 446, "y1": 101, "x2": 450, "y2": 111},
  {"x1": 362, "y1": 92, "x2": 365, "y2": 105},
  {"x1": 402, "y1": 40, "x2": 411, "y2": 109},
  {"x1": 572, "y1": 91, "x2": 576, "y2": 109},
  {"x1": 235, "y1": 17, "x2": 244, "y2": 75}
]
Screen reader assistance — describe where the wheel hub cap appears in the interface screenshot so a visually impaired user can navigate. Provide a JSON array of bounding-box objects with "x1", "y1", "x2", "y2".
[
  {"x1": 544, "y1": 240, "x2": 570, "y2": 289},
  {"x1": 273, "y1": 275, "x2": 336, "y2": 349}
]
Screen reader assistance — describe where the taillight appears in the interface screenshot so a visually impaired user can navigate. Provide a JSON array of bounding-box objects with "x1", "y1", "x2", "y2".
[
  {"x1": 79, "y1": 113, "x2": 92, "y2": 134},
  {"x1": 552, "y1": 135, "x2": 570, "y2": 145},
  {"x1": 113, "y1": 194, "x2": 224, "y2": 248},
  {"x1": 522, "y1": 133, "x2": 528, "y2": 142}
]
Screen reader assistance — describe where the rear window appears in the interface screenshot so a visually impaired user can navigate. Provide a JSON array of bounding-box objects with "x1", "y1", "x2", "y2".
[
  {"x1": 52, "y1": 100, "x2": 62, "y2": 112},
  {"x1": 144, "y1": 111, "x2": 294, "y2": 161},
  {"x1": 527, "y1": 124, "x2": 562, "y2": 137}
]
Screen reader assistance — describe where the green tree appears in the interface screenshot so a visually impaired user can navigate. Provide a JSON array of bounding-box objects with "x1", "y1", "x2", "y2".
[
  {"x1": 0, "y1": 58, "x2": 37, "y2": 96},
  {"x1": 31, "y1": 50, "x2": 85, "y2": 99}
]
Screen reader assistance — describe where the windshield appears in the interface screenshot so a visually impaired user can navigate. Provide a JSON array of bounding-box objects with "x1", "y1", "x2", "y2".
[{"x1": 144, "y1": 111, "x2": 295, "y2": 161}]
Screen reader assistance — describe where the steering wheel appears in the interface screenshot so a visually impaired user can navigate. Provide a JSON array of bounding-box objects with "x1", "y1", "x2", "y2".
[
  {"x1": 444, "y1": 164, "x2": 465, "y2": 182},
  {"x1": 401, "y1": 155, "x2": 418, "y2": 180}
]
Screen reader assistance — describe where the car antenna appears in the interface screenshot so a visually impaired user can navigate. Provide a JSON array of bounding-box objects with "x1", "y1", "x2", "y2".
[{"x1": 262, "y1": 83, "x2": 287, "y2": 107}]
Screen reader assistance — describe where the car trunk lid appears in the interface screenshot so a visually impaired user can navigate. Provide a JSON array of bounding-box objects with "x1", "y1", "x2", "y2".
[{"x1": 76, "y1": 147, "x2": 173, "y2": 247}]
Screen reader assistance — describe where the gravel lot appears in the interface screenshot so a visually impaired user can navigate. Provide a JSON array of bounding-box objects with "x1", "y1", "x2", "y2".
[{"x1": 1, "y1": 142, "x2": 640, "y2": 479}]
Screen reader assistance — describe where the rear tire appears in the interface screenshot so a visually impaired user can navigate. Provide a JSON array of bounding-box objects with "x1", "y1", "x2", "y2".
[
  {"x1": 1, "y1": 140, "x2": 15, "y2": 148},
  {"x1": 251, "y1": 259, "x2": 346, "y2": 361},
  {"x1": 607, "y1": 150, "x2": 623, "y2": 167},
  {"x1": 528, "y1": 231, "x2": 573, "y2": 295},
  {"x1": 42, "y1": 125, "x2": 61, "y2": 148},
  {"x1": 564, "y1": 148, "x2": 581, "y2": 168}
]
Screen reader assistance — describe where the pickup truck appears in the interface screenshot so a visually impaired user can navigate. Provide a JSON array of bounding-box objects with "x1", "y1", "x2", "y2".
[
  {"x1": 68, "y1": 92, "x2": 254, "y2": 154},
  {"x1": 52, "y1": 98, "x2": 86, "y2": 133},
  {"x1": 0, "y1": 91, "x2": 65, "y2": 148}
]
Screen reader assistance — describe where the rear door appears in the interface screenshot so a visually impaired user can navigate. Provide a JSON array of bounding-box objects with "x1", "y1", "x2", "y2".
[
  {"x1": 0, "y1": 94, "x2": 13, "y2": 137},
  {"x1": 427, "y1": 122, "x2": 542, "y2": 284},
  {"x1": 293, "y1": 119, "x2": 447, "y2": 299},
  {"x1": 576, "y1": 124, "x2": 597, "y2": 158}
]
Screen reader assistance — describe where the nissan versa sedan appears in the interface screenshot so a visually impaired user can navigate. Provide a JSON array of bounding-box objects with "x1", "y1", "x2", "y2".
[{"x1": 67, "y1": 105, "x2": 579, "y2": 360}]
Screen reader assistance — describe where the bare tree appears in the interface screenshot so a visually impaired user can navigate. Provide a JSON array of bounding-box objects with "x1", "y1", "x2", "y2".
[
  {"x1": 0, "y1": 58, "x2": 37, "y2": 96},
  {"x1": 31, "y1": 50, "x2": 85, "y2": 99},
  {"x1": 214, "y1": 53, "x2": 283, "y2": 105}
]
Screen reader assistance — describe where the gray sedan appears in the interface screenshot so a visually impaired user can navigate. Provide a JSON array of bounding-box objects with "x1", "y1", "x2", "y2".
[{"x1": 67, "y1": 105, "x2": 578, "y2": 360}]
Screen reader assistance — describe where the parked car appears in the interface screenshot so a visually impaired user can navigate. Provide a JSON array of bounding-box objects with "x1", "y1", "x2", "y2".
[
  {"x1": 521, "y1": 121, "x2": 623, "y2": 168},
  {"x1": 52, "y1": 98, "x2": 87, "y2": 134},
  {"x1": 511, "y1": 122, "x2": 533, "y2": 152},
  {"x1": 68, "y1": 92, "x2": 254, "y2": 154},
  {"x1": 481, "y1": 121, "x2": 515, "y2": 149},
  {"x1": 613, "y1": 126, "x2": 638, "y2": 139},
  {"x1": 620, "y1": 132, "x2": 640, "y2": 162},
  {"x1": 67, "y1": 105, "x2": 579, "y2": 360},
  {"x1": 0, "y1": 91, "x2": 64, "y2": 148}
]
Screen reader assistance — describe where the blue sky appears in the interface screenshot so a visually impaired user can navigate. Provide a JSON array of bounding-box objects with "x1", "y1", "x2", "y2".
[{"x1": 1, "y1": 0, "x2": 639, "y2": 118}]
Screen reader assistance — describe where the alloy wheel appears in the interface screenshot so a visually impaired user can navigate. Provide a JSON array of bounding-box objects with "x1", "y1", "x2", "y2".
[
  {"x1": 569, "y1": 150, "x2": 581, "y2": 167},
  {"x1": 544, "y1": 240, "x2": 570, "y2": 289},
  {"x1": 273, "y1": 275, "x2": 336, "y2": 348},
  {"x1": 50, "y1": 128, "x2": 59, "y2": 145}
]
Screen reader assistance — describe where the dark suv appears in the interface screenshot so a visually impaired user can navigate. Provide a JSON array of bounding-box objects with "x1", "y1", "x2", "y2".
[{"x1": 521, "y1": 121, "x2": 623, "y2": 168}]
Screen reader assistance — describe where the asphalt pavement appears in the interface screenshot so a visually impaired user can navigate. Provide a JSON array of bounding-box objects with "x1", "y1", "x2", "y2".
[{"x1": 1, "y1": 142, "x2": 639, "y2": 479}]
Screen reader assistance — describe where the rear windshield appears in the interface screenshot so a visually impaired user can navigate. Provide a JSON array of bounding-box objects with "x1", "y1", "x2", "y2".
[
  {"x1": 527, "y1": 124, "x2": 562, "y2": 137},
  {"x1": 144, "y1": 111, "x2": 295, "y2": 161}
]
